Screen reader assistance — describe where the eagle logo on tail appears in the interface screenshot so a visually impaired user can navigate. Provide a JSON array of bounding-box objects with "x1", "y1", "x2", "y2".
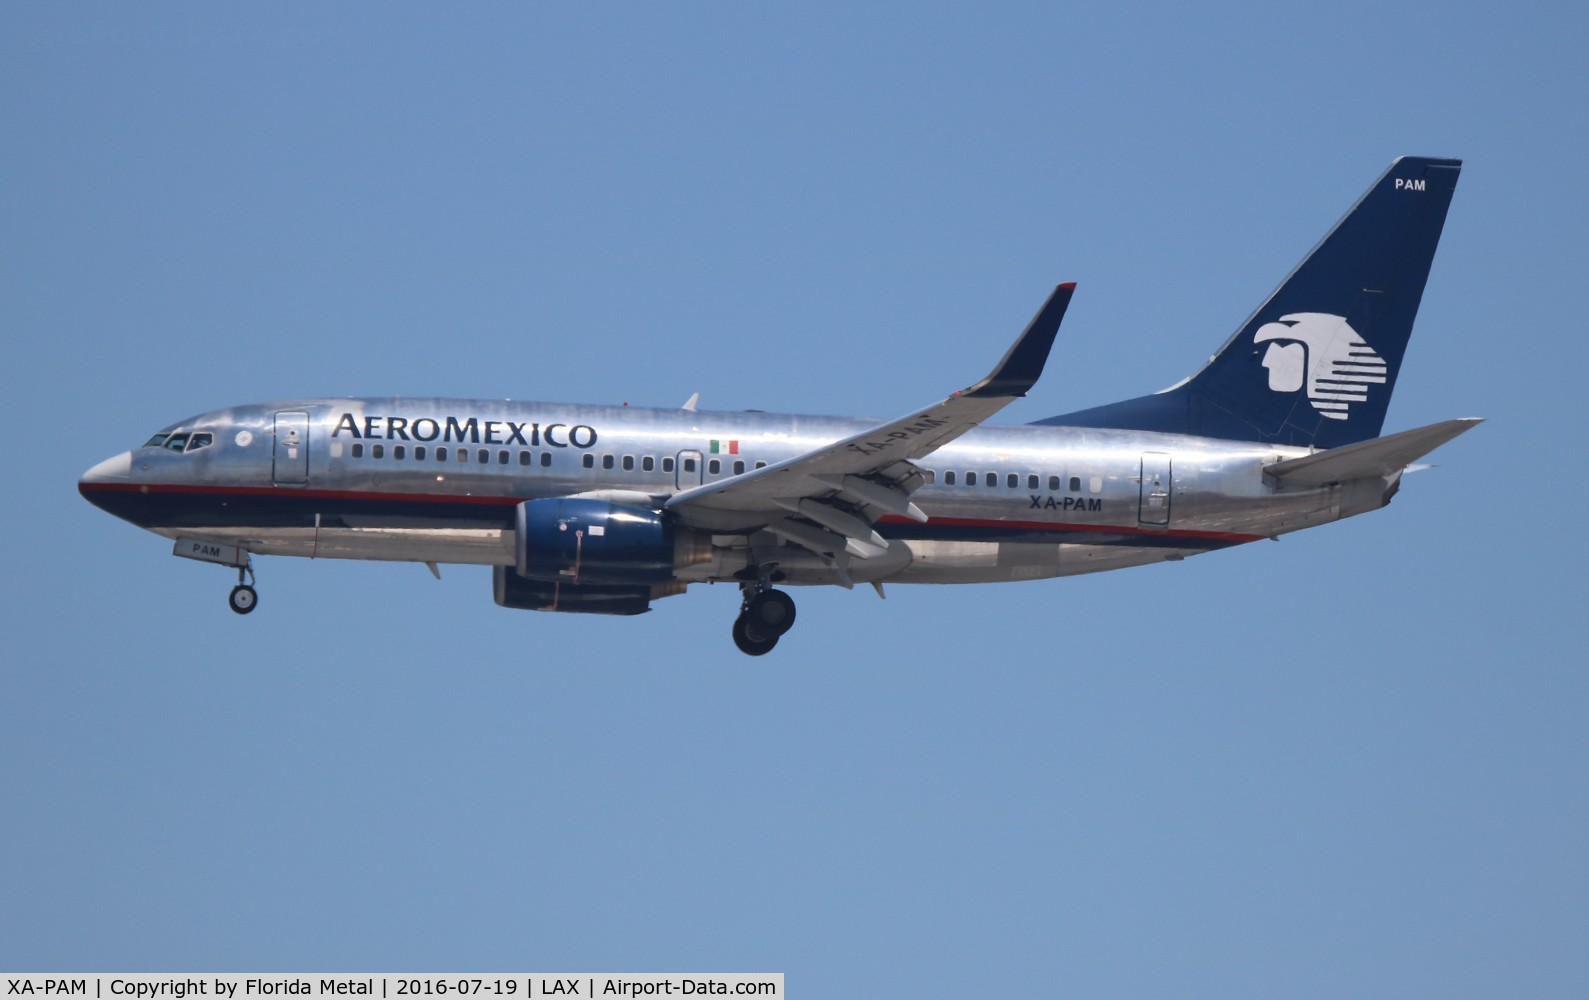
[{"x1": 1254, "y1": 312, "x2": 1386, "y2": 420}]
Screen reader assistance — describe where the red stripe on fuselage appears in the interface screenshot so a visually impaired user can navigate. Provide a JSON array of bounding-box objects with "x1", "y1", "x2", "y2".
[{"x1": 876, "y1": 513, "x2": 1264, "y2": 544}]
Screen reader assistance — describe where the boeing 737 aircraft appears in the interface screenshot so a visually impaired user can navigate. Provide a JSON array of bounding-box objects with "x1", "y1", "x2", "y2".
[{"x1": 81, "y1": 157, "x2": 1476, "y2": 655}]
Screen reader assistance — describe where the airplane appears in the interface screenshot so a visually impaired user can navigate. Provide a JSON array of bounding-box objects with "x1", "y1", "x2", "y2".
[{"x1": 80, "y1": 156, "x2": 1476, "y2": 655}]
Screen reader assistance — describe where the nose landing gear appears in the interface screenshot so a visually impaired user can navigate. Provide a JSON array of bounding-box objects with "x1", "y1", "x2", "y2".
[
  {"x1": 171, "y1": 539, "x2": 258, "y2": 615},
  {"x1": 228, "y1": 561, "x2": 258, "y2": 615},
  {"x1": 732, "y1": 582, "x2": 796, "y2": 656}
]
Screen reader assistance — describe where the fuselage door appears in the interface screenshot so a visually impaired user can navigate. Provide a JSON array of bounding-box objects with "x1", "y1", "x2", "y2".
[
  {"x1": 676, "y1": 450, "x2": 704, "y2": 490},
  {"x1": 1138, "y1": 452, "x2": 1171, "y2": 526},
  {"x1": 273, "y1": 411, "x2": 310, "y2": 485}
]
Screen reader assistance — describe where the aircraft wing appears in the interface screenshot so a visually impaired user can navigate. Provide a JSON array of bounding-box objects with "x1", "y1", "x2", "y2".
[{"x1": 665, "y1": 284, "x2": 1075, "y2": 560}]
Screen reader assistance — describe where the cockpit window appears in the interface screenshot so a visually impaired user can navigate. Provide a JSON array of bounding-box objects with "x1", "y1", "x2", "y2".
[{"x1": 143, "y1": 429, "x2": 212, "y2": 453}]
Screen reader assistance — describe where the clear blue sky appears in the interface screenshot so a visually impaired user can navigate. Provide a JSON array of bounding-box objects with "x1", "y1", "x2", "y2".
[{"x1": 3, "y1": 3, "x2": 1585, "y2": 996}]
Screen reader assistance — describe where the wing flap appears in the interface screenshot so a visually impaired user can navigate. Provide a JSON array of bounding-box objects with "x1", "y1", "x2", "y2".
[
  {"x1": 773, "y1": 497, "x2": 889, "y2": 552},
  {"x1": 765, "y1": 518, "x2": 864, "y2": 560},
  {"x1": 811, "y1": 474, "x2": 928, "y2": 522}
]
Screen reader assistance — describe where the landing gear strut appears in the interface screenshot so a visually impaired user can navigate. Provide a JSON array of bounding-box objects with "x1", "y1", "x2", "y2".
[
  {"x1": 732, "y1": 578, "x2": 796, "y2": 656},
  {"x1": 228, "y1": 561, "x2": 258, "y2": 615}
]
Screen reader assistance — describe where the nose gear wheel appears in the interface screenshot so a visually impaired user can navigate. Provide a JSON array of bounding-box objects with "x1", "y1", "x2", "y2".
[
  {"x1": 227, "y1": 560, "x2": 258, "y2": 615},
  {"x1": 228, "y1": 585, "x2": 257, "y2": 614}
]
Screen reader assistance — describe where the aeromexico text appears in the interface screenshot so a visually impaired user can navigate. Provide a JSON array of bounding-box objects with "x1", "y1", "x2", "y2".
[{"x1": 332, "y1": 413, "x2": 599, "y2": 449}]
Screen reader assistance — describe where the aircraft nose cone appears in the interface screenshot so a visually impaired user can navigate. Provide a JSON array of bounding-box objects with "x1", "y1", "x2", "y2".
[{"x1": 80, "y1": 450, "x2": 132, "y2": 486}]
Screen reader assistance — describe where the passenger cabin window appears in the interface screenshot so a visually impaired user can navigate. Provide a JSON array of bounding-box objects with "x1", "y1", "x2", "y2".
[
  {"x1": 1089, "y1": 476, "x2": 1103, "y2": 494},
  {"x1": 457, "y1": 448, "x2": 467, "y2": 463},
  {"x1": 540, "y1": 453, "x2": 551, "y2": 467},
  {"x1": 518, "y1": 451, "x2": 530, "y2": 466},
  {"x1": 352, "y1": 443, "x2": 365, "y2": 458},
  {"x1": 733, "y1": 460, "x2": 745, "y2": 475},
  {"x1": 642, "y1": 456, "x2": 654, "y2": 472},
  {"x1": 986, "y1": 472, "x2": 997, "y2": 488},
  {"x1": 682, "y1": 457, "x2": 696, "y2": 473},
  {"x1": 965, "y1": 471, "x2": 976, "y2": 485},
  {"x1": 393, "y1": 445, "x2": 405, "y2": 460},
  {"x1": 372, "y1": 444, "x2": 384, "y2": 459},
  {"x1": 622, "y1": 455, "x2": 634, "y2": 471},
  {"x1": 922, "y1": 470, "x2": 935, "y2": 484},
  {"x1": 708, "y1": 459, "x2": 721, "y2": 475},
  {"x1": 1070, "y1": 476, "x2": 1081, "y2": 492},
  {"x1": 1007, "y1": 473, "x2": 1018, "y2": 489},
  {"x1": 498, "y1": 450, "x2": 509, "y2": 465},
  {"x1": 582, "y1": 454, "x2": 594, "y2": 469},
  {"x1": 477, "y1": 448, "x2": 490, "y2": 464},
  {"x1": 1027, "y1": 474, "x2": 1038, "y2": 490},
  {"x1": 944, "y1": 471, "x2": 956, "y2": 486},
  {"x1": 186, "y1": 432, "x2": 214, "y2": 452},
  {"x1": 602, "y1": 454, "x2": 615, "y2": 470},
  {"x1": 755, "y1": 461, "x2": 766, "y2": 470},
  {"x1": 436, "y1": 446, "x2": 447, "y2": 461}
]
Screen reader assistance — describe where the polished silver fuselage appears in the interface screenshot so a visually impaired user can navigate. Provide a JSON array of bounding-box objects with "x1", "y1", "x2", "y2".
[{"x1": 84, "y1": 398, "x2": 1352, "y2": 589}]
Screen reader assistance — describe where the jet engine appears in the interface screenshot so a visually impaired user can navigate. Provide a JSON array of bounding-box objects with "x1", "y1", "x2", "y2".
[{"x1": 511, "y1": 497, "x2": 711, "y2": 585}]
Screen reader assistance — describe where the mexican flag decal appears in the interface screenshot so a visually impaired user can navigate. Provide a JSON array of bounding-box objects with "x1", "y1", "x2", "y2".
[{"x1": 709, "y1": 439, "x2": 739, "y2": 455}]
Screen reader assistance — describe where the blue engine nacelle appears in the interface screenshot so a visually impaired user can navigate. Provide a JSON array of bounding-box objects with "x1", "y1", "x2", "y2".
[{"x1": 513, "y1": 497, "x2": 708, "y2": 586}]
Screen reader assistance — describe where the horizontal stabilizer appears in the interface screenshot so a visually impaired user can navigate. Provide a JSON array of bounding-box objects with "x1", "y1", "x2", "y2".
[{"x1": 1265, "y1": 417, "x2": 1482, "y2": 487}]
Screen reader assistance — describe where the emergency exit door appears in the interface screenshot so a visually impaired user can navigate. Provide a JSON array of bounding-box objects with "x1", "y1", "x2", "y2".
[
  {"x1": 1138, "y1": 453, "x2": 1171, "y2": 526},
  {"x1": 675, "y1": 450, "x2": 704, "y2": 490},
  {"x1": 273, "y1": 411, "x2": 309, "y2": 485}
]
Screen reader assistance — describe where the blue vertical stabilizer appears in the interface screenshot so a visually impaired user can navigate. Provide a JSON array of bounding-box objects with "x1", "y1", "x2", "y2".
[{"x1": 1036, "y1": 157, "x2": 1461, "y2": 448}]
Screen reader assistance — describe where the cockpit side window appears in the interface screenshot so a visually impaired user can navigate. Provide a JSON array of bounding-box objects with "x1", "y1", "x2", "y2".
[
  {"x1": 186, "y1": 432, "x2": 214, "y2": 452},
  {"x1": 163, "y1": 432, "x2": 190, "y2": 451},
  {"x1": 143, "y1": 434, "x2": 169, "y2": 448}
]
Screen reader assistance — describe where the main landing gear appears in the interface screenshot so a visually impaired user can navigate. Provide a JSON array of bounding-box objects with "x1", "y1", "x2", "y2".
[
  {"x1": 228, "y1": 562, "x2": 258, "y2": 615},
  {"x1": 732, "y1": 583, "x2": 797, "y2": 656}
]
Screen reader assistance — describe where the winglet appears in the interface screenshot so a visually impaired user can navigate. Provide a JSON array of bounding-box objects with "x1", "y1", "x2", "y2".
[{"x1": 963, "y1": 283, "x2": 1075, "y2": 398}]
